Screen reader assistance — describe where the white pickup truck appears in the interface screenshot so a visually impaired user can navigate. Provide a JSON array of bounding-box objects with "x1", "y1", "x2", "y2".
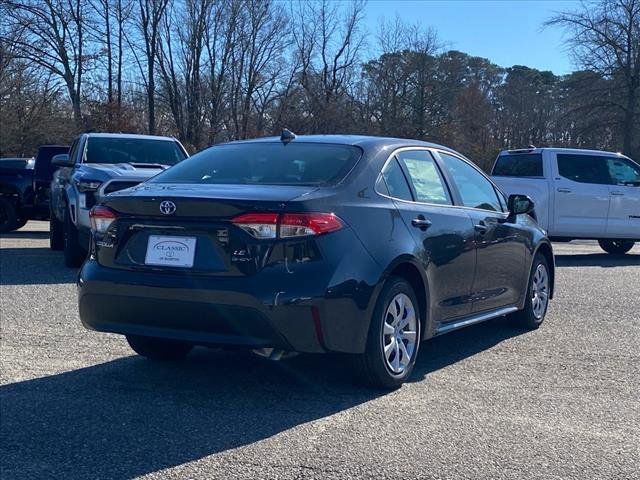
[{"x1": 491, "y1": 147, "x2": 640, "y2": 254}]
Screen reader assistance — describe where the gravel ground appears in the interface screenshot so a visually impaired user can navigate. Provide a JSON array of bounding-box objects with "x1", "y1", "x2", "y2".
[{"x1": 1, "y1": 222, "x2": 639, "y2": 480}]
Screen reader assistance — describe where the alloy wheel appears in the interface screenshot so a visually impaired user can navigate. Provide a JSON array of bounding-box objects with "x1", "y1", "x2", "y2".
[
  {"x1": 531, "y1": 263, "x2": 549, "y2": 320},
  {"x1": 382, "y1": 293, "x2": 418, "y2": 375}
]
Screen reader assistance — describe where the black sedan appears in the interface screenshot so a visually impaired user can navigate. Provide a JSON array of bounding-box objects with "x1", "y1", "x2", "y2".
[{"x1": 78, "y1": 133, "x2": 554, "y2": 388}]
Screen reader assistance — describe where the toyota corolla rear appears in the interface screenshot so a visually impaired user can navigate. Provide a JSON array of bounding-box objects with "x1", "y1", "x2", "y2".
[{"x1": 77, "y1": 140, "x2": 381, "y2": 354}]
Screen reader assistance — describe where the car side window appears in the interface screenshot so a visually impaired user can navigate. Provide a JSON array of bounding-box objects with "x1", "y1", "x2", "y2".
[
  {"x1": 379, "y1": 158, "x2": 413, "y2": 201},
  {"x1": 606, "y1": 157, "x2": 640, "y2": 185},
  {"x1": 439, "y1": 152, "x2": 504, "y2": 212},
  {"x1": 557, "y1": 154, "x2": 613, "y2": 185},
  {"x1": 396, "y1": 150, "x2": 452, "y2": 205}
]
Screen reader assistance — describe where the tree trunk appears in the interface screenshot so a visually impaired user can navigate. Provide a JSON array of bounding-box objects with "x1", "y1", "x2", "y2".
[{"x1": 622, "y1": 85, "x2": 637, "y2": 156}]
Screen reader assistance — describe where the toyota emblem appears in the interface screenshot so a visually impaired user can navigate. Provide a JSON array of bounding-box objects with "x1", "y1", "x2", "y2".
[{"x1": 159, "y1": 200, "x2": 177, "y2": 215}]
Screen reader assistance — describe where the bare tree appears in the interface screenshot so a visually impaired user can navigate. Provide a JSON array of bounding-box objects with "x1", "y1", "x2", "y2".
[
  {"x1": 293, "y1": 0, "x2": 366, "y2": 132},
  {"x1": 136, "y1": 0, "x2": 170, "y2": 134},
  {"x1": 227, "y1": 0, "x2": 289, "y2": 139},
  {"x1": 3, "y1": 0, "x2": 89, "y2": 127},
  {"x1": 548, "y1": 0, "x2": 640, "y2": 157}
]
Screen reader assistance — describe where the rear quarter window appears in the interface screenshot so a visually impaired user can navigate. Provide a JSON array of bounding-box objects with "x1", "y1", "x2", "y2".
[{"x1": 493, "y1": 153, "x2": 543, "y2": 177}]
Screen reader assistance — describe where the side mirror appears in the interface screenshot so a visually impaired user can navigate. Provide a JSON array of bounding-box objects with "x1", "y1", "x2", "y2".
[
  {"x1": 52, "y1": 153, "x2": 73, "y2": 167},
  {"x1": 508, "y1": 194, "x2": 535, "y2": 216}
]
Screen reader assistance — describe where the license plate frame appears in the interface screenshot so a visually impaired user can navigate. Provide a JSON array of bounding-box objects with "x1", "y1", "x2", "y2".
[{"x1": 144, "y1": 235, "x2": 197, "y2": 268}]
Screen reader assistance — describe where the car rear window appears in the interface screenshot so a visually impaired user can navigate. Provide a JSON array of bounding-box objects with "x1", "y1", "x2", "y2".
[
  {"x1": 493, "y1": 153, "x2": 543, "y2": 177},
  {"x1": 150, "y1": 143, "x2": 362, "y2": 186},
  {"x1": 85, "y1": 137, "x2": 185, "y2": 166}
]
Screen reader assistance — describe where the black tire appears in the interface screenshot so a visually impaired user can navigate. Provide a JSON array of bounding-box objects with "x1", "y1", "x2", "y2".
[
  {"x1": 511, "y1": 254, "x2": 550, "y2": 330},
  {"x1": 126, "y1": 335, "x2": 193, "y2": 361},
  {"x1": 50, "y1": 206, "x2": 64, "y2": 250},
  {"x1": 0, "y1": 197, "x2": 19, "y2": 233},
  {"x1": 352, "y1": 276, "x2": 422, "y2": 389},
  {"x1": 63, "y1": 206, "x2": 86, "y2": 267},
  {"x1": 598, "y1": 239, "x2": 635, "y2": 255}
]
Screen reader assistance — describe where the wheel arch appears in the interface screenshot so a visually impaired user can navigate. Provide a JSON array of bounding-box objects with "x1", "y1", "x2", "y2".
[{"x1": 376, "y1": 256, "x2": 431, "y2": 340}]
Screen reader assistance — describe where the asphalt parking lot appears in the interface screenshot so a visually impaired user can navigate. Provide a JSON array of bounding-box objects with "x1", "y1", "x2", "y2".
[{"x1": 1, "y1": 221, "x2": 638, "y2": 480}]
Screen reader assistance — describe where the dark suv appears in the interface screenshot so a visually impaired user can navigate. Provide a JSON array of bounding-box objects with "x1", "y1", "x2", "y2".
[{"x1": 78, "y1": 134, "x2": 554, "y2": 388}]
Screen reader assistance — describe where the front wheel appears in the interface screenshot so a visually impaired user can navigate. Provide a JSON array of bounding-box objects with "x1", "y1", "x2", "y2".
[
  {"x1": 352, "y1": 277, "x2": 421, "y2": 389},
  {"x1": 126, "y1": 335, "x2": 193, "y2": 361},
  {"x1": 598, "y1": 239, "x2": 635, "y2": 255},
  {"x1": 511, "y1": 254, "x2": 550, "y2": 330}
]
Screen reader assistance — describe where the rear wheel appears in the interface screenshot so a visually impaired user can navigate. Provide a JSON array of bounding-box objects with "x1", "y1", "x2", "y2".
[
  {"x1": 0, "y1": 198, "x2": 19, "y2": 233},
  {"x1": 598, "y1": 239, "x2": 635, "y2": 255},
  {"x1": 126, "y1": 335, "x2": 193, "y2": 361},
  {"x1": 50, "y1": 206, "x2": 64, "y2": 250},
  {"x1": 511, "y1": 254, "x2": 550, "y2": 330},
  {"x1": 63, "y1": 207, "x2": 86, "y2": 267},
  {"x1": 352, "y1": 277, "x2": 421, "y2": 389}
]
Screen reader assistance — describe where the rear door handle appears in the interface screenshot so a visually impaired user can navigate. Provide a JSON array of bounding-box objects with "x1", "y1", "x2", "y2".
[
  {"x1": 411, "y1": 216, "x2": 432, "y2": 230},
  {"x1": 611, "y1": 191, "x2": 625, "y2": 196},
  {"x1": 557, "y1": 188, "x2": 572, "y2": 193}
]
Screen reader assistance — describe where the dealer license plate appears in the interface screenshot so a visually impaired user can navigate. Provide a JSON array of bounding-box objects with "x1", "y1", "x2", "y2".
[{"x1": 145, "y1": 235, "x2": 197, "y2": 268}]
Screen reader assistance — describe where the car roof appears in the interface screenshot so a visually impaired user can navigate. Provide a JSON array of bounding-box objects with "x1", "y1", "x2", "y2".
[
  {"x1": 83, "y1": 133, "x2": 177, "y2": 142},
  {"x1": 500, "y1": 147, "x2": 625, "y2": 157},
  {"x1": 221, "y1": 134, "x2": 461, "y2": 155}
]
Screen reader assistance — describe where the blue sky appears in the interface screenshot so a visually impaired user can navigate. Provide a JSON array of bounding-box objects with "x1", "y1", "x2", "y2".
[{"x1": 363, "y1": 0, "x2": 582, "y2": 74}]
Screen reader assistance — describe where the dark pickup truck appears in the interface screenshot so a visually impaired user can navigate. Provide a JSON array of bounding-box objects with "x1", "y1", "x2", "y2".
[{"x1": 0, "y1": 145, "x2": 69, "y2": 232}]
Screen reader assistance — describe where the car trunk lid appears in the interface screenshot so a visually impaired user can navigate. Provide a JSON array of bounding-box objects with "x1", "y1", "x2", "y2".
[{"x1": 95, "y1": 183, "x2": 321, "y2": 276}]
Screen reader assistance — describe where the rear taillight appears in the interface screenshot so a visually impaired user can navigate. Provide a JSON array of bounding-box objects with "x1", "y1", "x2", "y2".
[
  {"x1": 231, "y1": 212, "x2": 344, "y2": 239},
  {"x1": 231, "y1": 213, "x2": 279, "y2": 239},
  {"x1": 90, "y1": 206, "x2": 117, "y2": 233},
  {"x1": 280, "y1": 213, "x2": 344, "y2": 237}
]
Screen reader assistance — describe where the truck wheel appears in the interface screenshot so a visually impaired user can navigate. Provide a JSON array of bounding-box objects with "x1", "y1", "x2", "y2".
[
  {"x1": 0, "y1": 198, "x2": 19, "y2": 233},
  {"x1": 598, "y1": 239, "x2": 635, "y2": 255},
  {"x1": 126, "y1": 335, "x2": 193, "y2": 361},
  {"x1": 50, "y1": 207, "x2": 64, "y2": 250},
  {"x1": 63, "y1": 207, "x2": 86, "y2": 267}
]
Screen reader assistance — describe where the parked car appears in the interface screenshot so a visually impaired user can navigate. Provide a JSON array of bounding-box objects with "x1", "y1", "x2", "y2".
[
  {"x1": 50, "y1": 133, "x2": 188, "y2": 267},
  {"x1": 0, "y1": 146, "x2": 69, "y2": 233},
  {"x1": 492, "y1": 147, "x2": 640, "y2": 254},
  {"x1": 78, "y1": 134, "x2": 554, "y2": 388}
]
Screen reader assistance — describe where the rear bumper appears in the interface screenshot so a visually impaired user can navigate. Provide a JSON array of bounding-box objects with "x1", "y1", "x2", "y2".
[{"x1": 78, "y1": 259, "x2": 376, "y2": 354}]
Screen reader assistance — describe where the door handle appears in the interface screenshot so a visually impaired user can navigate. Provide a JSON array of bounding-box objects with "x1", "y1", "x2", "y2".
[
  {"x1": 474, "y1": 222, "x2": 488, "y2": 234},
  {"x1": 411, "y1": 216, "x2": 432, "y2": 230},
  {"x1": 611, "y1": 191, "x2": 625, "y2": 196},
  {"x1": 557, "y1": 188, "x2": 572, "y2": 193}
]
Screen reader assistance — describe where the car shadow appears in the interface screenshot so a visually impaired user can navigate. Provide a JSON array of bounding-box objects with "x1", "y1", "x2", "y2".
[
  {"x1": 412, "y1": 315, "x2": 525, "y2": 380},
  {"x1": 0, "y1": 247, "x2": 76, "y2": 285},
  {"x1": 554, "y1": 253, "x2": 640, "y2": 267},
  {"x1": 0, "y1": 318, "x2": 524, "y2": 479}
]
